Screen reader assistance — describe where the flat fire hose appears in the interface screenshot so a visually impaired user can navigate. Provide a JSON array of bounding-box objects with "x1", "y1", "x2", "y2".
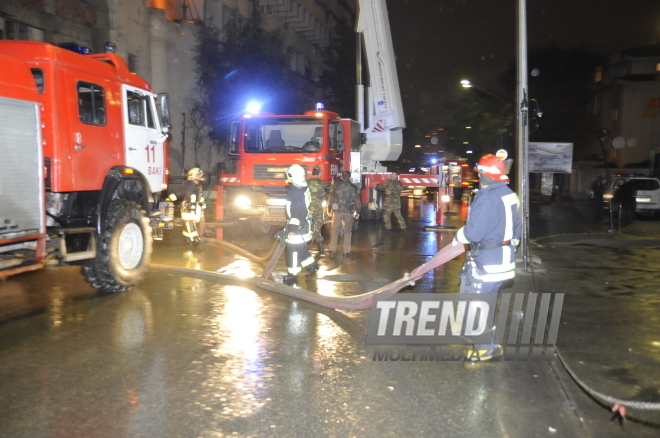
[
  {"x1": 151, "y1": 241, "x2": 464, "y2": 311},
  {"x1": 203, "y1": 237, "x2": 280, "y2": 264},
  {"x1": 260, "y1": 240, "x2": 286, "y2": 279}
]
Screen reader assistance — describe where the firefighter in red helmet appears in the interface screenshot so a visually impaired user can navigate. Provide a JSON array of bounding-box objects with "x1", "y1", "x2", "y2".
[{"x1": 453, "y1": 154, "x2": 521, "y2": 360}]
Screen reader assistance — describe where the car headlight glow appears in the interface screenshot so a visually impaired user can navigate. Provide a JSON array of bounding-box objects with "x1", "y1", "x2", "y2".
[{"x1": 235, "y1": 195, "x2": 252, "y2": 209}]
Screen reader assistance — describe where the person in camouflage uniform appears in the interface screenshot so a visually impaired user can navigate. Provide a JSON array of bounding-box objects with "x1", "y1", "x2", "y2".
[
  {"x1": 327, "y1": 171, "x2": 361, "y2": 256},
  {"x1": 306, "y1": 166, "x2": 331, "y2": 253},
  {"x1": 376, "y1": 172, "x2": 406, "y2": 230}
]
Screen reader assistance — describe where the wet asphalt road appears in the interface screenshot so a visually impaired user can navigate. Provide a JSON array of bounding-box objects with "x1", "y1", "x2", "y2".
[{"x1": 1, "y1": 196, "x2": 659, "y2": 437}]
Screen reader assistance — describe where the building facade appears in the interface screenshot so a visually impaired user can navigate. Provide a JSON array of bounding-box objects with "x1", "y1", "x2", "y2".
[
  {"x1": 593, "y1": 45, "x2": 660, "y2": 173},
  {"x1": 0, "y1": 0, "x2": 356, "y2": 176}
]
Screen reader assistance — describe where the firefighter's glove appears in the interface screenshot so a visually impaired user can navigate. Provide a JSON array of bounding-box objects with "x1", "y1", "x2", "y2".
[
  {"x1": 285, "y1": 224, "x2": 300, "y2": 234},
  {"x1": 274, "y1": 229, "x2": 287, "y2": 243},
  {"x1": 452, "y1": 236, "x2": 461, "y2": 246}
]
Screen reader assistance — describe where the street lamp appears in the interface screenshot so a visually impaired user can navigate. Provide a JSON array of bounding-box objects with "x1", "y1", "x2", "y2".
[{"x1": 460, "y1": 79, "x2": 506, "y2": 149}]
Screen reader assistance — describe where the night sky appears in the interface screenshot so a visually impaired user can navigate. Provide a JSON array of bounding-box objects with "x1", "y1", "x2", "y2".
[{"x1": 387, "y1": 0, "x2": 660, "y2": 130}]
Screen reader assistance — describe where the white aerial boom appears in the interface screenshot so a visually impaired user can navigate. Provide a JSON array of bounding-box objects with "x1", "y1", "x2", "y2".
[{"x1": 356, "y1": 0, "x2": 406, "y2": 172}]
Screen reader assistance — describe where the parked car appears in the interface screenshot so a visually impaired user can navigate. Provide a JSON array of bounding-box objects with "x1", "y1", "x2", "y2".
[{"x1": 604, "y1": 175, "x2": 660, "y2": 216}]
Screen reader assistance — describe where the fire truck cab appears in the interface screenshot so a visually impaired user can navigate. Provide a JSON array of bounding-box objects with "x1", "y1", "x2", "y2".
[
  {"x1": 217, "y1": 109, "x2": 361, "y2": 230},
  {"x1": 0, "y1": 41, "x2": 172, "y2": 292}
]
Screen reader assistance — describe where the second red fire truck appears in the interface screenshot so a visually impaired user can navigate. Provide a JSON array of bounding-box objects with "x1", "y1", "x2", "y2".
[{"x1": 214, "y1": 0, "x2": 442, "y2": 230}]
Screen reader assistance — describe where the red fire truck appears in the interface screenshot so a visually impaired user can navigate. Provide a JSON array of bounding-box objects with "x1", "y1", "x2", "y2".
[
  {"x1": 440, "y1": 158, "x2": 476, "y2": 199},
  {"x1": 216, "y1": 108, "x2": 361, "y2": 231},
  {"x1": 0, "y1": 41, "x2": 173, "y2": 292},
  {"x1": 214, "y1": 0, "x2": 440, "y2": 229}
]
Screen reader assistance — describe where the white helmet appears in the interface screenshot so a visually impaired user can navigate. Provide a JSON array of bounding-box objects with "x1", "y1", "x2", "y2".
[
  {"x1": 286, "y1": 164, "x2": 306, "y2": 186},
  {"x1": 187, "y1": 167, "x2": 204, "y2": 181}
]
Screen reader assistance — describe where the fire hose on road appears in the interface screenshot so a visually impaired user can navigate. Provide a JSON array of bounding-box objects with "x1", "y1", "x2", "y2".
[
  {"x1": 151, "y1": 237, "x2": 660, "y2": 421},
  {"x1": 152, "y1": 238, "x2": 465, "y2": 311}
]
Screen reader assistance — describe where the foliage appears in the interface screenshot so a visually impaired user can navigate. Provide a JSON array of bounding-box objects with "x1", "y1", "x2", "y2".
[
  {"x1": 500, "y1": 46, "x2": 606, "y2": 154},
  {"x1": 192, "y1": 13, "x2": 314, "y2": 151},
  {"x1": 319, "y1": 20, "x2": 356, "y2": 119},
  {"x1": 446, "y1": 93, "x2": 515, "y2": 159}
]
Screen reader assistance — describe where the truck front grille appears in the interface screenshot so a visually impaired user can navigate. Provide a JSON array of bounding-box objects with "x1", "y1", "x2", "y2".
[{"x1": 253, "y1": 164, "x2": 307, "y2": 181}]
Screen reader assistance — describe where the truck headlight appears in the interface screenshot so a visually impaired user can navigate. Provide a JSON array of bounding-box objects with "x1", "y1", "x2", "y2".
[{"x1": 235, "y1": 196, "x2": 252, "y2": 209}]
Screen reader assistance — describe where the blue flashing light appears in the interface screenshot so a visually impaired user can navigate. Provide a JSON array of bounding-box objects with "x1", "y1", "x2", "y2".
[
  {"x1": 315, "y1": 102, "x2": 324, "y2": 111},
  {"x1": 246, "y1": 101, "x2": 261, "y2": 114},
  {"x1": 431, "y1": 158, "x2": 437, "y2": 164},
  {"x1": 58, "y1": 43, "x2": 91, "y2": 55}
]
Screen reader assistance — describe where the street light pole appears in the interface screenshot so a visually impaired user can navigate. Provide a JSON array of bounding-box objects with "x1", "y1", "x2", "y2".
[
  {"x1": 516, "y1": 0, "x2": 531, "y2": 272},
  {"x1": 460, "y1": 79, "x2": 506, "y2": 150}
]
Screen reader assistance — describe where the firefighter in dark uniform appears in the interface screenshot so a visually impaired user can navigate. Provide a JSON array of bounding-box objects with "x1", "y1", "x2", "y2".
[
  {"x1": 282, "y1": 164, "x2": 318, "y2": 283},
  {"x1": 454, "y1": 154, "x2": 521, "y2": 360},
  {"x1": 167, "y1": 167, "x2": 205, "y2": 245},
  {"x1": 327, "y1": 171, "x2": 361, "y2": 256},
  {"x1": 306, "y1": 165, "x2": 331, "y2": 254}
]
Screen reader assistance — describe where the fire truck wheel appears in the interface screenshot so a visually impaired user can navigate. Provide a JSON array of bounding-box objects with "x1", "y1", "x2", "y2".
[{"x1": 87, "y1": 200, "x2": 152, "y2": 293}]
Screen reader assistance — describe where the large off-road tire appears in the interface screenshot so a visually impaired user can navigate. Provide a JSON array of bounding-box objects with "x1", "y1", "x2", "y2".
[{"x1": 85, "y1": 200, "x2": 152, "y2": 293}]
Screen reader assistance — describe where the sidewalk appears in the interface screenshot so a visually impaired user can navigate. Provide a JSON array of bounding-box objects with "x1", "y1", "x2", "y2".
[{"x1": 514, "y1": 198, "x2": 660, "y2": 435}]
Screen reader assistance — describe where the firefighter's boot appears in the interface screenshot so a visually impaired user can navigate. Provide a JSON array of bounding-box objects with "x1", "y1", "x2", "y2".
[{"x1": 306, "y1": 262, "x2": 319, "y2": 276}]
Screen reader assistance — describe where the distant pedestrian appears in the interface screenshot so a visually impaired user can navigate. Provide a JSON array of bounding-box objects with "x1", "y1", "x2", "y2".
[
  {"x1": 613, "y1": 179, "x2": 636, "y2": 226},
  {"x1": 376, "y1": 172, "x2": 406, "y2": 230},
  {"x1": 589, "y1": 176, "x2": 605, "y2": 222},
  {"x1": 306, "y1": 166, "x2": 331, "y2": 254},
  {"x1": 327, "y1": 171, "x2": 361, "y2": 256}
]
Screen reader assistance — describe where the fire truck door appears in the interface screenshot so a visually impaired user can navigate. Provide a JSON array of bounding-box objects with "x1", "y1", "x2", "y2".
[
  {"x1": 123, "y1": 85, "x2": 165, "y2": 191},
  {"x1": 71, "y1": 80, "x2": 111, "y2": 191}
]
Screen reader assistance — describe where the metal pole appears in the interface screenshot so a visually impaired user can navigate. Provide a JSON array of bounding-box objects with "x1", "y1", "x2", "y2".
[
  {"x1": 516, "y1": 0, "x2": 530, "y2": 271},
  {"x1": 501, "y1": 100, "x2": 505, "y2": 149},
  {"x1": 181, "y1": 112, "x2": 186, "y2": 176}
]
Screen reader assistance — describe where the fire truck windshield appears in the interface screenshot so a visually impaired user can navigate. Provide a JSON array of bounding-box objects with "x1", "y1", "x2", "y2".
[{"x1": 244, "y1": 118, "x2": 326, "y2": 153}]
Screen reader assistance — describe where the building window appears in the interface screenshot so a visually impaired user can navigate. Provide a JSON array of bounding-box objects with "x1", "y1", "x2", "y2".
[
  {"x1": 0, "y1": 18, "x2": 43, "y2": 41},
  {"x1": 305, "y1": 57, "x2": 312, "y2": 80}
]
